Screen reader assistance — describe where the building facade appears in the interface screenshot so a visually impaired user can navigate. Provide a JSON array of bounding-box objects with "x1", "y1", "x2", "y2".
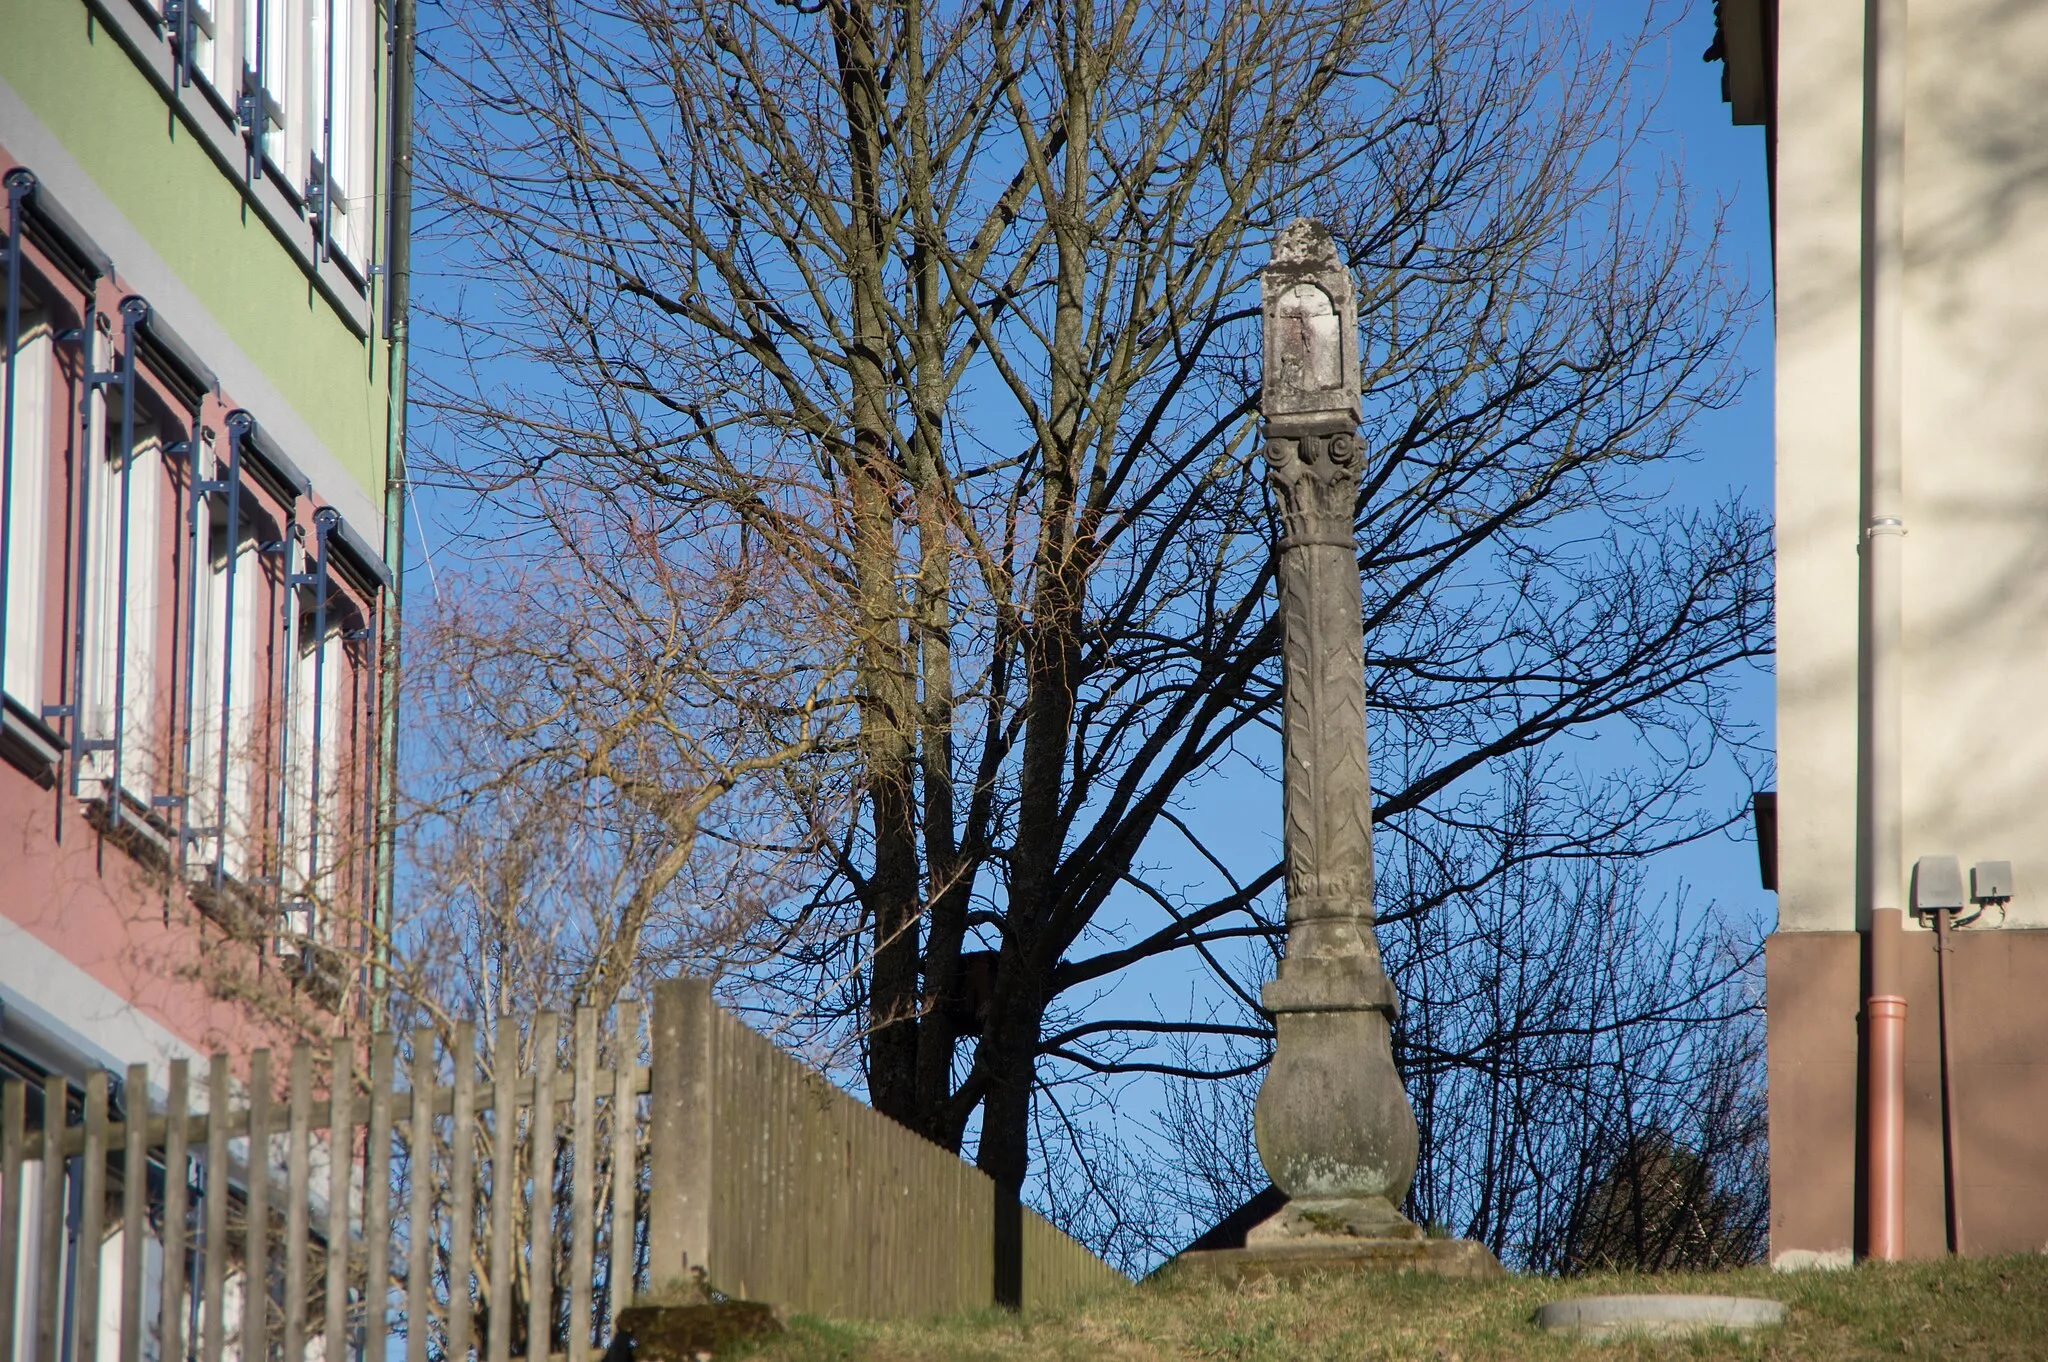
[
  {"x1": 1717, "y1": 0, "x2": 2048, "y2": 1264},
  {"x1": 0, "y1": 0, "x2": 408, "y2": 1117}
]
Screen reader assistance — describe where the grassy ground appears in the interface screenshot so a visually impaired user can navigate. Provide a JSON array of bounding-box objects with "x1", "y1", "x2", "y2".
[{"x1": 732, "y1": 1254, "x2": 2048, "y2": 1361}]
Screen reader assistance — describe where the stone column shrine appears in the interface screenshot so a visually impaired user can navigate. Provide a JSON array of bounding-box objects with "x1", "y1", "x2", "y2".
[{"x1": 1172, "y1": 220, "x2": 1499, "y2": 1281}]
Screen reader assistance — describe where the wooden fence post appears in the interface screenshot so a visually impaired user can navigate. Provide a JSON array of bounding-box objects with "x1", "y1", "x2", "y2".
[{"x1": 647, "y1": 978, "x2": 712, "y2": 1296}]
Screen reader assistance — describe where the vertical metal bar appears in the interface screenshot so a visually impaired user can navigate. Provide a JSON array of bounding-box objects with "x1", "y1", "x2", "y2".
[
  {"x1": 118, "y1": 1063, "x2": 146, "y2": 1362},
  {"x1": 174, "y1": 426, "x2": 209, "y2": 881},
  {"x1": 525, "y1": 1014, "x2": 557, "y2": 1362},
  {"x1": 159, "y1": 1063, "x2": 190, "y2": 1362},
  {"x1": 316, "y1": 0, "x2": 336, "y2": 263},
  {"x1": 0, "y1": 169, "x2": 35, "y2": 697},
  {"x1": 604, "y1": 1004, "x2": 638, "y2": 1332},
  {"x1": 241, "y1": 1051, "x2": 272, "y2": 1362},
  {"x1": 201, "y1": 1057, "x2": 228, "y2": 1362},
  {"x1": 211, "y1": 411, "x2": 250, "y2": 888},
  {"x1": 303, "y1": 508, "x2": 337, "y2": 920},
  {"x1": 155, "y1": 425, "x2": 194, "y2": 868},
  {"x1": 1, "y1": 1080, "x2": 23, "y2": 1362},
  {"x1": 105, "y1": 296, "x2": 149, "y2": 829},
  {"x1": 363, "y1": 1034, "x2": 394, "y2": 1362},
  {"x1": 240, "y1": 0, "x2": 266, "y2": 180},
  {"x1": 67, "y1": 302, "x2": 102, "y2": 799},
  {"x1": 369, "y1": 0, "x2": 417, "y2": 1023},
  {"x1": 1936, "y1": 904, "x2": 1966, "y2": 1255},
  {"x1": 74, "y1": 1073, "x2": 107, "y2": 1362},
  {"x1": 322, "y1": 1041, "x2": 352, "y2": 1362},
  {"x1": 567, "y1": 1011, "x2": 594, "y2": 1362},
  {"x1": 272, "y1": 523, "x2": 299, "y2": 917},
  {"x1": 283, "y1": 1047, "x2": 312, "y2": 1362},
  {"x1": 403, "y1": 1031, "x2": 433, "y2": 1362},
  {"x1": 445, "y1": 1024, "x2": 476, "y2": 1362},
  {"x1": 485, "y1": 1018, "x2": 513, "y2": 1362}
]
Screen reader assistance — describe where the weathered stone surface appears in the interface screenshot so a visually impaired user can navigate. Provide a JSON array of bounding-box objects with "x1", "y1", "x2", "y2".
[
  {"x1": 610, "y1": 1301, "x2": 782, "y2": 1361},
  {"x1": 1244, "y1": 1196, "x2": 1419, "y2": 1246},
  {"x1": 1255, "y1": 1009, "x2": 1416, "y2": 1203},
  {"x1": 1166, "y1": 1236, "x2": 1504, "y2": 1285}
]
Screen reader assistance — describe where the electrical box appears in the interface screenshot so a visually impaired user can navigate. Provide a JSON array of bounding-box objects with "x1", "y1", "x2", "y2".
[
  {"x1": 1971, "y1": 860, "x2": 2015, "y2": 903},
  {"x1": 1911, "y1": 855, "x2": 1965, "y2": 912}
]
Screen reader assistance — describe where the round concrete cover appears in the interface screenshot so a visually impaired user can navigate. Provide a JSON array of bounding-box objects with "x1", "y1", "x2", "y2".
[{"x1": 1535, "y1": 1295, "x2": 1787, "y2": 1340}]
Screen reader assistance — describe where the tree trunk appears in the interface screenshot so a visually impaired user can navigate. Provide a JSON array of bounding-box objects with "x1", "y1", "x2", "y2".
[{"x1": 834, "y1": 0, "x2": 922, "y2": 1121}]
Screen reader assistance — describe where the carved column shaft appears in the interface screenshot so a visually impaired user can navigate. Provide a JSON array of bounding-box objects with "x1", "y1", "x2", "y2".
[{"x1": 1260, "y1": 423, "x2": 1396, "y2": 1016}]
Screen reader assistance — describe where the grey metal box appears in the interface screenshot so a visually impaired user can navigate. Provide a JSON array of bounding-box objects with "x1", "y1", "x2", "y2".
[
  {"x1": 1971, "y1": 860, "x2": 2015, "y2": 903},
  {"x1": 1912, "y1": 855, "x2": 1965, "y2": 911}
]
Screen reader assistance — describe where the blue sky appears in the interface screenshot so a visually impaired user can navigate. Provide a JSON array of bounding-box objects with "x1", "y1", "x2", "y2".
[
  {"x1": 1623, "y1": 0, "x2": 1777, "y2": 940},
  {"x1": 399, "y1": 0, "x2": 1782, "y2": 1242},
  {"x1": 401, "y1": 0, "x2": 1781, "y2": 1006}
]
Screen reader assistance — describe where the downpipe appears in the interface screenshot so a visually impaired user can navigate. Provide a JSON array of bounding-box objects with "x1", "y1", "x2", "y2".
[
  {"x1": 1865, "y1": 911, "x2": 1907, "y2": 1260},
  {"x1": 1858, "y1": 0, "x2": 1909, "y2": 1262}
]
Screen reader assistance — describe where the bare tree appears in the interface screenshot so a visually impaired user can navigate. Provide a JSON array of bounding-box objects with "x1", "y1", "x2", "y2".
[
  {"x1": 1038, "y1": 833, "x2": 1767, "y2": 1275},
  {"x1": 413, "y1": 0, "x2": 1769, "y2": 1205},
  {"x1": 390, "y1": 483, "x2": 854, "y2": 1029}
]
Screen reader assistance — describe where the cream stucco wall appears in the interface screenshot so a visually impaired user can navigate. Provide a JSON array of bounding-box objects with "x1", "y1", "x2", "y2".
[{"x1": 1776, "y1": 0, "x2": 2048, "y2": 933}]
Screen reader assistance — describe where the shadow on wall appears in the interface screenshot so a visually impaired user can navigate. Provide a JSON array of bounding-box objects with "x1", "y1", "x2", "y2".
[{"x1": 1773, "y1": 0, "x2": 2048, "y2": 931}]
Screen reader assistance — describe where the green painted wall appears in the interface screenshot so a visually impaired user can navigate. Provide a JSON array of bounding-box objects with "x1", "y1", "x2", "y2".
[{"x1": 2, "y1": 0, "x2": 387, "y2": 505}]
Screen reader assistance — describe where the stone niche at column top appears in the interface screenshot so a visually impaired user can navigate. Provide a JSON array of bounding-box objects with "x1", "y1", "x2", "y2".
[{"x1": 1260, "y1": 219, "x2": 1360, "y2": 426}]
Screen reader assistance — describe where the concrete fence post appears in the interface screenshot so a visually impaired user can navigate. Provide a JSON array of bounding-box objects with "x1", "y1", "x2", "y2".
[{"x1": 648, "y1": 976, "x2": 714, "y2": 1295}]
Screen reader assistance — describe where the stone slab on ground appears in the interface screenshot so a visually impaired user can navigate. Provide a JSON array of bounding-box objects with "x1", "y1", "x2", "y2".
[
  {"x1": 1533, "y1": 1294, "x2": 1786, "y2": 1340},
  {"x1": 1165, "y1": 1235, "x2": 1503, "y2": 1284}
]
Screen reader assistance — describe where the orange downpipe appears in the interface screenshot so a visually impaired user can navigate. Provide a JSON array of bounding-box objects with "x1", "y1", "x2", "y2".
[
  {"x1": 1865, "y1": 908, "x2": 1906, "y2": 1259},
  {"x1": 1858, "y1": 0, "x2": 1910, "y2": 1265}
]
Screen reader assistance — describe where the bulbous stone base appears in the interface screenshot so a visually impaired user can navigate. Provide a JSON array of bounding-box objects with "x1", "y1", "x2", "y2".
[{"x1": 1254, "y1": 1007, "x2": 1418, "y2": 1203}]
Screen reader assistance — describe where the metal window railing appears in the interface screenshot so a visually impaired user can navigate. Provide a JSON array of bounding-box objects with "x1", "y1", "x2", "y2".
[
  {"x1": 58, "y1": 309, "x2": 111, "y2": 802},
  {"x1": 5, "y1": 161, "x2": 376, "y2": 939},
  {"x1": 184, "y1": 409, "x2": 251, "y2": 890},
  {"x1": 313, "y1": 0, "x2": 338, "y2": 262},
  {"x1": 238, "y1": 0, "x2": 279, "y2": 185},
  {"x1": 101, "y1": 297, "x2": 151, "y2": 830},
  {"x1": 301, "y1": 507, "x2": 339, "y2": 919},
  {"x1": 163, "y1": 0, "x2": 196, "y2": 90}
]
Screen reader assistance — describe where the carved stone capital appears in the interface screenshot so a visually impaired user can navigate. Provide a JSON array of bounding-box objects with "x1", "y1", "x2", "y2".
[{"x1": 1263, "y1": 422, "x2": 1362, "y2": 549}]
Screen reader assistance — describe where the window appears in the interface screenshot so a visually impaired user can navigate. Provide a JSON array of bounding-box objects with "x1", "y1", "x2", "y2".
[
  {"x1": 79, "y1": 422, "x2": 167, "y2": 806},
  {"x1": 3, "y1": 309, "x2": 51, "y2": 710},
  {"x1": 308, "y1": 0, "x2": 369, "y2": 261},
  {"x1": 244, "y1": 0, "x2": 295, "y2": 181},
  {"x1": 188, "y1": 482, "x2": 263, "y2": 882},
  {"x1": 283, "y1": 612, "x2": 345, "y2": 922}
]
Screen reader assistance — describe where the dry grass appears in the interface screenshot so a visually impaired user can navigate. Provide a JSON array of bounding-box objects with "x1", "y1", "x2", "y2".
[{"x1": 732, "y1": 1254, "x2": 2048, "y2": 1361}]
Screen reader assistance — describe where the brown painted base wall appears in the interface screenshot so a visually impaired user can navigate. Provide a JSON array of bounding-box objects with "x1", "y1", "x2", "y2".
[{"x1": 1768, "y1": 928, "x2": 2048, "y2": 1263}]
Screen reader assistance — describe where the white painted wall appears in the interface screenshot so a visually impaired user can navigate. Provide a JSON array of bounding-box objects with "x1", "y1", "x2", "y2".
[{"x1": 1775, "y1": 0, "x2": 2048, "y2": 932}]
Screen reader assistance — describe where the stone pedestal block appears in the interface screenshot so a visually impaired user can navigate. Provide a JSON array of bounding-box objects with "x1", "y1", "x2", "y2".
[{"x1": 1167, "y1": 1237, "x2": 1503, "y2": 1285}]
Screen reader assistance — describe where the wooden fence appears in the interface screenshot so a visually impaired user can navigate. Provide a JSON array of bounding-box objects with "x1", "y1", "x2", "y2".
[
  {"x1": 646, "y1": 979, "x2": 1122, "y2": 1317},
  {"x1": 0, "y1": 979, "x2": 1121, "y2": 1362}
]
